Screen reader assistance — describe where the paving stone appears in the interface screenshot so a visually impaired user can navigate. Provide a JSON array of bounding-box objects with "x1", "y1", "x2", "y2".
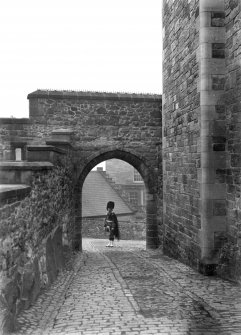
[{"x1": 14, "y1": 238, "x2": 241, "y2": 335}]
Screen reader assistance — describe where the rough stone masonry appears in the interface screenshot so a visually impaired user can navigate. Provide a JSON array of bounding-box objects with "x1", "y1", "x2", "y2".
[
  {"x1": 0, "y1": 91, "x2": 162, "y2": 332},
  {"x1": 163, "y1": 0, "x2": 241, "y2": 279},
  {"x1": 2, "y1": 0, "x2": 241, "y2": 332}
]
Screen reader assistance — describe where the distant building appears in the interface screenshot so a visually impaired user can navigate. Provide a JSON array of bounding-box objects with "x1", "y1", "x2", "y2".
[
  {"x1": 82, "y1": 169, "x2": 134, "y2": 219},
  {"x1": 105, "y1": 159, "x2": 145, "y2": 213},
  {"x1": 82, "y1": 168, "x2": 145, "y2": 240}
]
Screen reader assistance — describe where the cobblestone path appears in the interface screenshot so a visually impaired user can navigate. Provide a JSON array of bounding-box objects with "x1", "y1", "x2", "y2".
[{"x1": 15, "y1": 238, "x2": 241, "y2": 335}]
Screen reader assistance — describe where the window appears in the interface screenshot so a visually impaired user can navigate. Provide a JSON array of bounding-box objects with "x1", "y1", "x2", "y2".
[
  {"x1": 133, "y1": 169, "x2": 142, "y2": 182},
  {"x1": 15, "y1": 148, "x2": 22, "y2": 161},
  {"x1": 129, "y1": 191, "x2": 138, "y2": 206}
]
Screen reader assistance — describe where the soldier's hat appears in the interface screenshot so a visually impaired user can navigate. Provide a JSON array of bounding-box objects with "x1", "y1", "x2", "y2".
[{"x1": 106, "y1": 201, "x2": 115, "y2": 210}]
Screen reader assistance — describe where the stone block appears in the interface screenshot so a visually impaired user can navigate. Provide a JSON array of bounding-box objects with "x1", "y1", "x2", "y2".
[
  {"x1": 212, "y1": 43, "x2": 225, "y2": 58},
  {"x1": 214, "y1": 231, "x2": 227, "y2": 250},
  {"x1": 201, "y1": 183, "x2": 226, "y2": 199},
  {"x1": 201, "y1": 59, "x2": 225, "y2": 75},
  {"x1": 199, "y1": 261, "x2": 217, "y2": 275},
  {"x1": 213, "y1": 143, "x2": 225, "y2": 151},
  {"x1": 200, "y1": 27, "x2": 225, "y2": 44},
  {"x1": 211, "y1": 12, "x2": 225, "y2": 27},
  {"x1": 213, "y1": 200, "x2": 226, "y2": 216},
  {"x1": 51, "y1": 226, "x2": 64, "y2": 271},
  {"x1": 201, "y1": 91, "x2": 224, "y2": 105},
  {"x1": 0, "y1": 162, "x2": 53, "y2": 184},
  {"x1": 215, "y1": 169, "x2": 226, "y2": 183},
  {"x1": 0, "y1": 276, "x2": 19, "y2": 333},
  {"x1": 51, "y1": 129, "x2": 74, "y2": 142},
  {"x1": 27, "y1": 145, "x2": 66, "y2": 163},
  {"x1": 46, "y1": 235, "x2": 57, "y2": 284},
  {"x1": 212, "y1": 75, "x2": 225, "y2": 90},
  {"x1": 231, "y1": 154, "x2": 241, "y2": 167},
  {"x1": 29, "y1": 99, "x2": 44, "y2": 117},
  {"x1": 200, "y1": 0, "x2": 225, "y2": 12}
]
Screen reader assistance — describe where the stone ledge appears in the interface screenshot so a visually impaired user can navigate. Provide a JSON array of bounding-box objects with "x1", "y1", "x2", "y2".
[
  {"x1": 0, "y1": 118, "x2": 31, "y2": 124},
  {"x1": 27, "y1": 145, "x2": 66, "y2": 154},
  {"x1": 45, "y1": 140, "x2": 73, "y2": 150},
  {"x1": 0, "y1": 184, "x2": 31, "y2": 202},
  {"x1": 27, "y1": 89, "x2": 162, "y2": 103},
  {"x1": 0, "y1": 161, "x2": 53, "y2": 170},
  {"x1": 51, "y1": 129, "x2": 74, "y2": 136},
  {"x1": 26, "y1": 145, "x2": 67, "y2": 163}
]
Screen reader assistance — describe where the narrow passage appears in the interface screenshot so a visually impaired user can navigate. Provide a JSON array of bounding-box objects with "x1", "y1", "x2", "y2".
[{"x1": 16, "y1": 239, "x2": 241, "y2": 335}]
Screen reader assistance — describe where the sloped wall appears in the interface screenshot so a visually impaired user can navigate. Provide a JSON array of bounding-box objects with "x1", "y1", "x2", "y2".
[{"x1": 0, "y1": 162, "x2": 75, "y2": 333}]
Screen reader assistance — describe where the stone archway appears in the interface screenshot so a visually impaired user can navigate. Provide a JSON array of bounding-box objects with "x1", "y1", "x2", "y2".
[{"x1": 73, "y1": 149, "x2": 159, "y2": 251}]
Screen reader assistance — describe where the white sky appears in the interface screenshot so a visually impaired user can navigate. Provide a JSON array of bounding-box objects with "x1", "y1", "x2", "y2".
[{"x1": 0, "y1": 0, "x2": 162, "y2": 118}]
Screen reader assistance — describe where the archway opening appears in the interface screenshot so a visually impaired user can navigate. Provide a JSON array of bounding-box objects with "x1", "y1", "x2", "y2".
[
  {"x1": 73, "y1": 149, "x2": 159, "y2": 251},
  {"x1": 82, "y1": 159, "x2": 146, "y2": 243}
]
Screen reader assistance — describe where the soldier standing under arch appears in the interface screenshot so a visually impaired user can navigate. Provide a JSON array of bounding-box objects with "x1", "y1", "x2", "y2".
[{"x1": 104, "y1": 201, "x2": 120, "y2": 247}]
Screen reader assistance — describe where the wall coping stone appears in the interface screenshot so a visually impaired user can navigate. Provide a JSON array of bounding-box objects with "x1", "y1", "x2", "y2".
[
  {"x1": 82, "y1": 213, "x2": 135, "y2": 219},
  {"x1": 0, "y1": 161, "x2": 53, "y2": 170},
  {"x1": 27, "y1": 89, "x2": 162, "y2": 103},
  {"x1": 0, "y1": 184, "x2": 31, "y2": 201},
  {"x1": 51, "y1": 129, "x2": 74, "y2": 135},
  {"x1": 0, "y1": 118, "x2": 31, "y2": 124},
  {"x1": 27, "y1": 145, "x2": 66, "y2": 154},
  {"x1": 45, "y1": 140, "x2": 73, "y2": 149}
]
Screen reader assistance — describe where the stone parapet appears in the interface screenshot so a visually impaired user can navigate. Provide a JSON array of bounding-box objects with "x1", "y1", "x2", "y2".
[
  {"x1": 27, "y1": 145, "x2": 66, "y2": 163},
  {"x1": 0, "y1": 118, "x2": 30, "y2": 124},
  {"x1": 0, "y1": 161, "x2": 53, "y2": 184},
  {"x1": 27, "y1": 89, "x2": 162, "y2": 103},
  {"x1": 0, "y1": 184, "x2": 31, "y2": 206}
]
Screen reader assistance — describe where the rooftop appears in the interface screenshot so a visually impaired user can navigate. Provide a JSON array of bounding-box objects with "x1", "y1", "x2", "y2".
[{"x1": 82, "y1": 171, "x2": 134, "y2": 218}]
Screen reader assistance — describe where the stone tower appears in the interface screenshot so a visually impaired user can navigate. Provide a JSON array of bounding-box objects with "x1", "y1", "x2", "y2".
[{"x1": 162, "y1": 0, "x2": 241, "y2": 275}]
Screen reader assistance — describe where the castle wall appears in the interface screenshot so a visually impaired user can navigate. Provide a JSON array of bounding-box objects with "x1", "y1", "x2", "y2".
[
  {"x1": 225, "y1": 1, "x2": 241, "y2": 245},
  {"x1": 82, "y1": 216, "x2": 146, "y2": 241},
  {"x1": 162, "y1": 0, "x2": 201, "y2": 268},
  {"x1": 0, "y1": 163, "x2": 75, "y2": 333}
]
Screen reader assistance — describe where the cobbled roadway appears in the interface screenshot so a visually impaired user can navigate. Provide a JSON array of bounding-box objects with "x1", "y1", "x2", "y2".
[{"x1": 15, "y1": 239, "x2": 241, "y2": 335}]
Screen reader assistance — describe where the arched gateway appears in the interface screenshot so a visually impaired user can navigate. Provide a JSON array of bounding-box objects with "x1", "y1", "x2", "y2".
[
  {"x1": 27, "y1": 90, "x2": 163, "y2": 250},
  {"x1": 74, "y1": 148, "x2": 159, "y2": 250}
]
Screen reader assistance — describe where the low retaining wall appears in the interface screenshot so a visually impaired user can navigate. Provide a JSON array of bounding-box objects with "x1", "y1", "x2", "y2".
[
  {"x1": 0, "y1": 161, "x2": 75, "y2": 334},
  {"x1": 0, "y1": 226, "x2": 66, "y2": 334},
  {"x1": 82, "y1": 217, "x2": 146, "y2": 240}
]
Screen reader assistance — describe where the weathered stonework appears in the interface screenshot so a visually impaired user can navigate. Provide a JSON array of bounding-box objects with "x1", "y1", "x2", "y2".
[
  {"x1": 0, "y1": 160, "x2": 75, "y2": 333},
  {"x1": 216, "y1": 0, "x2": 241, "y2": 282},
  {"x1": 162, "y1": 0, "x2": 201, "y2": 268},
  {"x1": 0, "y1": 91, "x2": 162, "y2": 332},
  {"x1": 27, "y1": 91, "x2": 162, "y2": 250},
  {"x1": 162, "y1": 0, "x2": 241, "y2": 280},
  {"x1": 82, "y1": 217, "x2": 146, "y2": 241}
]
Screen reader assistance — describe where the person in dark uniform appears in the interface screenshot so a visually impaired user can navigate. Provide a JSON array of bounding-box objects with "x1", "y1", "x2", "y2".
[{"x1": 104, "y1": 201, "x2": 120, "y2": 247}]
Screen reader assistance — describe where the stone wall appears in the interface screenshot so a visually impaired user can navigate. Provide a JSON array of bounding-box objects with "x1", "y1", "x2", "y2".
[
  {"x1": 225, "y1": 0, "x2": 241, "y2": 243},
  {"x1": 216, "y1": 0, "x2": 241, "y2": 281},
  {"x1": 0, "y1": 161, "x2": 75, "y2": 333},
  {"x1": 27, "y1": 91, "x2": 162, "y2": 249},
  {"x1": 162, "y1": 0, "x2": 201, "y2": 268},
  {"x1": 0, "y1": 118, "x2": 33, "y2": 161},
  {"x1": 27, "y1": 91, "x2": 162, "y2": 166},
  {"x1": 0, "y1": 91, "x2": 162, "y2": 250},
  {"x1": 82, "y1": 216, "x2": 146, "y2": 240},
  {"x1": 105, "y1": 159, "x2": 139, "y2": 184}
]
